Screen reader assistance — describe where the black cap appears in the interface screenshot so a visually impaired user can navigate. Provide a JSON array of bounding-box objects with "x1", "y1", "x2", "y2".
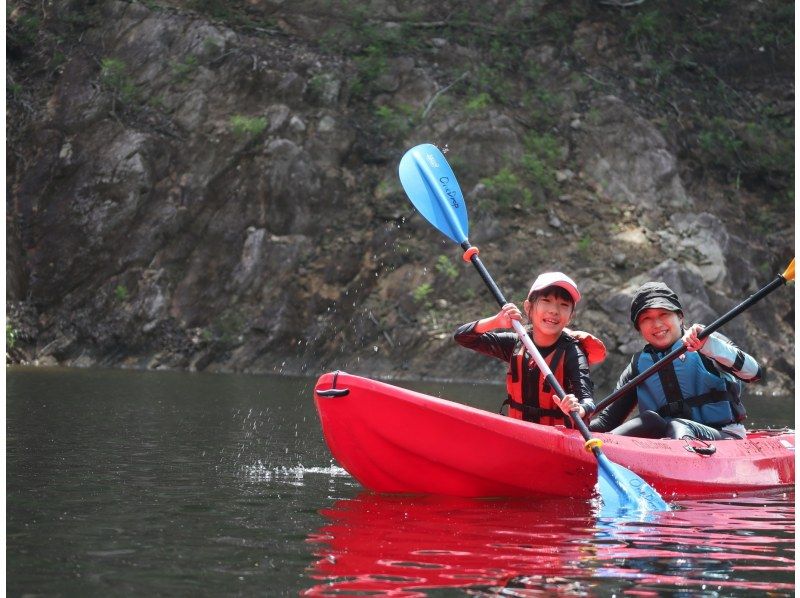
[{"x1": 630, "y1": 282, "x2": 683, "y2": 328}]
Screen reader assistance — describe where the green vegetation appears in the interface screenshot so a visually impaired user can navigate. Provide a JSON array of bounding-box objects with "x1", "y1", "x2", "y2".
[
  {"x1": 230, "y1": 114, "x2": 268, "y2": 137},
  {"x1": 435, "y1": 255, "x2": 459, "y2": 281},
  {"x1": 375, "y1": 104, "x2": 416, "y2": 137},
  {"x1": 602, "y1": 1, "x2": 794, "y2": 208},
  {"x1": 522, "y1": 132, "x2": 562, "y2": 193},
  {"x1": 351, "y1": 45, "x2": 389, "y2": 96},
  {"x1": 465, "y1": 92, "x2": 492, "y2": 113},
  {"x1": 308, "y1": 74, "x2": 331, "y2": 103},
  {"x1": 481, "y1": 168, "x2": 533, "y2": 208},
  {"x1": 696, "y1": 115, "x2": 793, "y2": 196},
  {"x1": 100, "y1": 58, "x2": 138, "y2": 108},
  {"x1": 469, "y1": 64, "x2": 514, "y2": 106},
  {"x1": 577, "y1": 234, "x2": 592, "y2": 255},
  {"x1": 114, "y1": 284, "x2": 130, "y2": 302},
  {"x1": 188, "y1": 0, "x2": 277, "y2": 29},
  {"x1": 625, "y1": 10, "x2": 666, "y2": 52},
  {"x1": 7, "y1": 324, "x2": 18, "y2": 349},
  {"x1": 7, "y1": 7, "x2": 40, "y2": 50},
  {"x1": 319, "y1": 6, "x2": 420, "y2": 98},
  {"x1": 171, "y1": 55, "x2": 198, "y2": 84},
  {"x1": 212, "y1": 309, "x2": 247, "y2": 345},
  {"x1": 478, "y1": 132, "x2": 564, "y2": 211},
  {"x1": 190, "y1": 0, "x2": 233, "y2": 20},
  {"x1": 697, "y1": 117, "x2": 742, "y2": 169},
  {"x1": 147, "y1": 94, "x2": 166, "y2": 110},
  {"x1": 412, "y1": 282, "x2": 434, "y2": 306}
]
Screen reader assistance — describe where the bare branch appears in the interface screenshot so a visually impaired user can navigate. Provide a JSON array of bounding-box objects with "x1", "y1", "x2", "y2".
[
  {"x1": 599, "y1": 0, "x2": 646, "y2": 7},
  {"x1": 422, "y1": 71, "x2": 469, "y2": 119}
]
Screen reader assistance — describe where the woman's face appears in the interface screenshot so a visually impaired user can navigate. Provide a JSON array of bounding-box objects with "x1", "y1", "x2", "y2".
[{"x1": 636, "y1": 308, "x2": 683, "y2": 349}]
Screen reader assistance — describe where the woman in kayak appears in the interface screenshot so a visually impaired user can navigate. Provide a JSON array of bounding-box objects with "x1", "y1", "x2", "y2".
[
  {"x1": 589, "y1": 282, "x2": 762, "y2": 440},
  {"x1": 454, "y1": 272, "x2": 605, "y2": 427}
]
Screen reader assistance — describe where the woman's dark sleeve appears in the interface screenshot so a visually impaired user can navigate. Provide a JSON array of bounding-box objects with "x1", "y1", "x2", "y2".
[
  {"x1": 563, "y1": 345, "x2": 595, "y2": 415},
  {"x1": 453, "y1": 321, "x2": 517, "y2": 362},
  {"x1": 589, "y1": 361, "x2": 638, "y2": 432}
]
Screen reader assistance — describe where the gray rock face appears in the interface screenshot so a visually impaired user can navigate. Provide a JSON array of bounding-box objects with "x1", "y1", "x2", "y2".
[
  {"x1": 659, "y1": 213, "x2": 730, "y2": 286},
  {"x1": 6, "y1": 1, "x2": 794, "y2": 398},
  {"x1": 580, "y1": 96, "x2": 690, "y2": 210}
]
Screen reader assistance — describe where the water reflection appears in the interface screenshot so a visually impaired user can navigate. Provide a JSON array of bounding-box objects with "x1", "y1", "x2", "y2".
[{"x1": 304, "y1": 492, "x2": 795, "y2": 596}]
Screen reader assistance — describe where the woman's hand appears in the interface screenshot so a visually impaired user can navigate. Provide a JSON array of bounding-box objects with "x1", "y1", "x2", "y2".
[
  {"x1": 682, "y1": 323, "x2": 707, "y2": 352},
  {"x1": 553, "y1": 393, "x2": 585, "y2": 419}
]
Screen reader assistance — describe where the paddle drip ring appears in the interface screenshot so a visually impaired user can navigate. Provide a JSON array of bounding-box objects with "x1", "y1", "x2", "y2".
[
  {"x1": 584, "y1": 438, "x2": 603, "y2": 452},
  {"x1": 462, "y1": 247, "x2": 479, "y2": 262}
]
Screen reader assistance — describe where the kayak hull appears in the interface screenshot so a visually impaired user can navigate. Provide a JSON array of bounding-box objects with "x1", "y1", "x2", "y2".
[{"x1": 313, "y1": 371, "x2": 795, "y2": 500}]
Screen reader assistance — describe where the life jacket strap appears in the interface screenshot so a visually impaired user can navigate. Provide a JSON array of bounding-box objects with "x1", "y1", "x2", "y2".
[
  {"x1": 502, "y1": 398, "x2": 564, "y2": 420},
  {"x1": 655, "y1": 390, "x2": 731, "y2": 420},
  {"x1": 541, "y1": 345, "x2": 566, "y2": 394}
]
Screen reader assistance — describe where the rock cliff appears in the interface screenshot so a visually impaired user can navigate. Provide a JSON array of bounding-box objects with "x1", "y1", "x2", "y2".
[{"x1": 7, "y1": 0, "x2": 795, "y2": 397}]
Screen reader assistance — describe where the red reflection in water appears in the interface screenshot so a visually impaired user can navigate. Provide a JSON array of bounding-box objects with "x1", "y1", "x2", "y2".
[{"x1": 304, "y1": 493, "x2": 794, "y2": 596}]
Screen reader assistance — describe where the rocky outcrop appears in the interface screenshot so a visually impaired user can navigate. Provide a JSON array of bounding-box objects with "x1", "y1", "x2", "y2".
[{"x1": 7, "y1": 0, "x2": 794, "y2": 398}]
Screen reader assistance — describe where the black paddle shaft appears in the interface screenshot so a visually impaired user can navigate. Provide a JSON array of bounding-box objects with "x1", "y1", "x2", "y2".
[
  {"x1": 460, "y1": 241, "x2": 596, "y2": 445},
  {"x1": 593, "y1": 273, "x2": 788, "y2": 414},
  {"x1": 461, "y1": 242, "x2": 508, "y2": 306}
]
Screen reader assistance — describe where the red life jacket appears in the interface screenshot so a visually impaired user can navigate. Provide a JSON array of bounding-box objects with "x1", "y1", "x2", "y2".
[{"x1": 504, "y1": 340, "x2": 569, "y2": 426}]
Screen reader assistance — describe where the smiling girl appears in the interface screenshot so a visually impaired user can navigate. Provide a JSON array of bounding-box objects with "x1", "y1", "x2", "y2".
[{"x1": 454, "y1": 272, "x2": 605, "y2": 427}]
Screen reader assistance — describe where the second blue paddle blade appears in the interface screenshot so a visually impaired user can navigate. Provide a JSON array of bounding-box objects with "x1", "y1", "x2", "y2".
[{"x1": 597, "y1": 454, "x2": 669, "y2": 513}]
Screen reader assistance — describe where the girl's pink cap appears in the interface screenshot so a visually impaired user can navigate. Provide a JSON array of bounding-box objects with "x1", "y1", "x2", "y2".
[{"x1": 528, "y1": 272, "x2": 581, "y2": 303}]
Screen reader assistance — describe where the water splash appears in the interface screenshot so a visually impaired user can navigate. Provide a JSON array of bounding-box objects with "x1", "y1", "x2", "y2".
[{"x1": 242, "y1": 462, "x2": 350, "y2": 485}]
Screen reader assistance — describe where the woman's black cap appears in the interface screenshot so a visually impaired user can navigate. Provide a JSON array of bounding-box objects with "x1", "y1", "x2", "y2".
[{"x1": 630, "y1": 282, "x2": 683, "y2": 328}]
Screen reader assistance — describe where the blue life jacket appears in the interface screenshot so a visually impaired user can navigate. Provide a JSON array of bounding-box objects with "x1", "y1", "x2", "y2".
[{"x1": 632, "y1": 339, "x2": 746, "y2": 426}]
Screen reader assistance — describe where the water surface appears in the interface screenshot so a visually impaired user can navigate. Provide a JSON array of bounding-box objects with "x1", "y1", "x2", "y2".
[{"x1": 7, "y1": 367, "x2": 794, "y2": 596}]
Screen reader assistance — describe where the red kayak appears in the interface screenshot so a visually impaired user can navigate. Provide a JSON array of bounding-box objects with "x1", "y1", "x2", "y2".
[{"x1": 313, "y1": 371, "x2": 795, "y2": 500}]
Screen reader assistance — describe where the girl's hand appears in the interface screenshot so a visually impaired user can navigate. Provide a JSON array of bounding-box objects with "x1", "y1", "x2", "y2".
[
  {"x1": 682, "y1": 323, "x2": 707, "y2": 352},
  {"x1": 495, "y1": 303, "x2": 522, "y2": 328},
  {"x1": 553, "y1": 393, "x2": 585, "y2": 418}
]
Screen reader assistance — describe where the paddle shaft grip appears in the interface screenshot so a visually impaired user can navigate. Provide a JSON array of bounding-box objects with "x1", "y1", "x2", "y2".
[
  {"x1": 594, "y1": 272, "x2": 788, "y2": 414},
  {"x1": 462, "y1": 243, "x2": 595, "y2": 444}
]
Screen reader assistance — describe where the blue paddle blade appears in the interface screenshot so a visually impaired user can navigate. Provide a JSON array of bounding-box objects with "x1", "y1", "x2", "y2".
[
  {"x1": 398, "y1": 143, "x2": 469, "y2": 244},
  {"x1": 596, "y1": 453, "x2": 669, "y2": 513}
]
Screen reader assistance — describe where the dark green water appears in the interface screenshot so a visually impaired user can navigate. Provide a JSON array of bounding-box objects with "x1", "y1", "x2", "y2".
[{"x1": 6, "y1": 367, "x2": 795, "y2": 596}]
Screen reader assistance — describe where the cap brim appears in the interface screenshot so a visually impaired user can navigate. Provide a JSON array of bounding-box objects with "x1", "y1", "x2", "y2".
[
  {"x1": 634, "y1": 298, "x2": 682, "y2": 323},
  {"x1": 550, "y1": 282, "x2": 581, "y2": 304}
]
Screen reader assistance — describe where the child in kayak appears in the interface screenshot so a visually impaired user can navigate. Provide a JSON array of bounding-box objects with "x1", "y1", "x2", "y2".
[
  {"x1": 454, "y1": 272, "x2": 605, "y2": 426},
  {"x1": 590, "y1": 282, "x2": 762, "y2": 440}
]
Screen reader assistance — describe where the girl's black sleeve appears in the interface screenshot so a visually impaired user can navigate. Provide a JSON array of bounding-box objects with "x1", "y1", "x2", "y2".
[
  {"x1": 562, "y1": 345, "x2": 595, "y2": 415},
  {"x1": 589, "y1": 361, "x2": 638, "y2": 432},
  {"x1": 453, "y1": 321, "x2": 518, "y2": 362}
]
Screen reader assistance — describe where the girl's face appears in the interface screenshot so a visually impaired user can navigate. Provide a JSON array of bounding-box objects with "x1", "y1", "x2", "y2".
[
  {"x1": 524, "y1": 292, "x2": 574, "y2": 344},
  {"x1": 636, "y1": 308, "x2": 683, "y2": 349}
]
